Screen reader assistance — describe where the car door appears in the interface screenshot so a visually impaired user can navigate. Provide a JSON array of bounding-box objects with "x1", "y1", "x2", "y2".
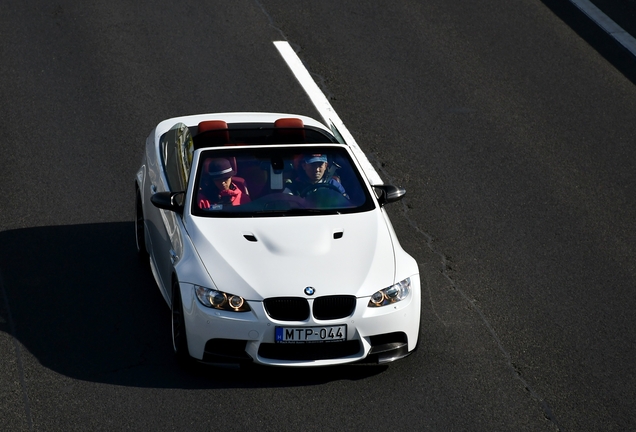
[{"x1": 146, "y1": 123, "x2": 193, "y2": 301}]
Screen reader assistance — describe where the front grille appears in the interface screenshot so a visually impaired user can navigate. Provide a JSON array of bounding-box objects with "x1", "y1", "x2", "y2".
[
  {"x1": 313, "y1": 295, "x2": 356, "y2": 320},
  {"x1": 264, "y1": 297, "x2": 309, "y2": 321},
  {"x1": 258, "y1": 340, "x2": 361, "y2": 361}
]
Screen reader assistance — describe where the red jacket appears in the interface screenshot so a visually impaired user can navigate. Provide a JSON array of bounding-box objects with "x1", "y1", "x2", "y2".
[{"x1": 198, "y1": 183, "x2": 243, "y2": 208}]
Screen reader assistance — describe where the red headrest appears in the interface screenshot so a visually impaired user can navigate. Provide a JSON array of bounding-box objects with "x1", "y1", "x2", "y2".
[
  {"x1": 198, "y1": 120, "x2": 229, "y2": 133},
  {"x1": 274, "y1": 118, "x2": 304, "y2": 129},
  {"x1": 197, "y1": 120, "x2": 230, "y2": 145},
  {"x1": 274, "y1": 118, "x2": 305, "y2": 144}
]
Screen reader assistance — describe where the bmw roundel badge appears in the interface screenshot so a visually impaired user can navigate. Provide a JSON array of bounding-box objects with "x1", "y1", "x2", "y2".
[{"x1": 304, "y1": 286, "x2": 315, "y2": 296}]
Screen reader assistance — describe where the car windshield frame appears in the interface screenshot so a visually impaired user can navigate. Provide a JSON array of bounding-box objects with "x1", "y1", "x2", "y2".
[{"x1": 190, "y1": 145, "x2": 376, "y2": 218}]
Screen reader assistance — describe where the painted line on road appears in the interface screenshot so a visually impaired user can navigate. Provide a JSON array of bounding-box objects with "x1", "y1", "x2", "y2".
[
  {"x1": 569, "y1": 0, "x2": 636, "y2": 56},
  {"x1": 273, "y1": 40, "x2": 383, "y2": 185}
]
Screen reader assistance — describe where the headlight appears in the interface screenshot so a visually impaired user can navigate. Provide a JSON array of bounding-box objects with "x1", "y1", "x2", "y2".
[
  {"x1": 195, "y1": 285, "x2": 251, "y2": 312},
  {"x1": 368, "y1": 278, "x2": 411, "y2": 307}
]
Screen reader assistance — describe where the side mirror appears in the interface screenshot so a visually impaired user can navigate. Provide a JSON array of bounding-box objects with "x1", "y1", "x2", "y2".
[
  {"x1": 373, "y1": 184, "x2": 406, "y2": 206},
  {"x1": 151, "y1": 191, "x2": 184, "y2": 214}
]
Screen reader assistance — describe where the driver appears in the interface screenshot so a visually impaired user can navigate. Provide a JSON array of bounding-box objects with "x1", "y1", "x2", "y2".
[
  {"x1": 198, "y1": 158, "x2": 243, "y2": 208},
  {"x1": 284, "y1": 154, "x2": 347, "y2": 197}
]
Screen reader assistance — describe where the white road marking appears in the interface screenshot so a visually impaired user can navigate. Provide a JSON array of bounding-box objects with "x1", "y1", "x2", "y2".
[
  {"x1": 273, "y1": 40, "x2": 383, "y2": 185},
  {"x1": 570, "y1": 0, "x2": 636, "y2": 56}
]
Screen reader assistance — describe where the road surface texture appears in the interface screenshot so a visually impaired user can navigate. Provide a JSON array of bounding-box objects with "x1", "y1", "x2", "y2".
[{"x1": 1, "y1": 0, "x2": 635, "y2": 430}]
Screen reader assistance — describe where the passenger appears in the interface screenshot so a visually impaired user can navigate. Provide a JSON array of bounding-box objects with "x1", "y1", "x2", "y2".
[
  {"x1": 284, "y1": 154, "x2": 347, "y2": 197},
  {"x1": 198, "y1": 158, "x2": 243, "y2": 208}
]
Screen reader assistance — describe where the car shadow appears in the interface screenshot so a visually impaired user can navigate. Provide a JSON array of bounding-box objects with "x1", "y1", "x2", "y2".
[{"x1": 0, "y1": 222, "x2": 388, "y2": 389}]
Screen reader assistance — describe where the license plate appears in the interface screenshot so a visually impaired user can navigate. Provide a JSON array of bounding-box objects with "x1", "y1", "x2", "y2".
[{"x1": 275, "y1": 325, "x2": 347, "y2": 344}]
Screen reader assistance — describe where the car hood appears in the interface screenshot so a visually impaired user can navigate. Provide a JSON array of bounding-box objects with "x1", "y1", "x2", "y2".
[{"x1": 186, "y1": 211, "x2": 396, "y2": 300}]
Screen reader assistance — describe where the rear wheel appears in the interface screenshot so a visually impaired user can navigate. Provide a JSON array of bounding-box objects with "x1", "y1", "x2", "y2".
[
  {"x1": 172, "y1": 279, "x2": 193, "y2": 367},
  {"x1": 135, "y1": 187, "x2": 148, "y2": 257}
]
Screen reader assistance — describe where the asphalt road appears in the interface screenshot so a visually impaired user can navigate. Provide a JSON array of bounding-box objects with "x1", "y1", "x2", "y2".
[{"x1": 1, "y1": 0, "x2": 635, "y2": 431}]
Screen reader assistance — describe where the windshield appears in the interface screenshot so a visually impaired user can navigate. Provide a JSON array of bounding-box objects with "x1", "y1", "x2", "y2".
[{"x1": 190, "y1": 146, "x2": 375, "y2": 217}]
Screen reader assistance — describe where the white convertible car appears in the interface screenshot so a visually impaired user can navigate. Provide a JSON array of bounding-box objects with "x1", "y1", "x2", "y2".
[{"x1": 135, "y1": 112, "x2": 421, "y2": 367}]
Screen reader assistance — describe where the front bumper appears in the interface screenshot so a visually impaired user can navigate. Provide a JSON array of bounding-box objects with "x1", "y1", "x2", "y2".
[{"x1": 179, "y1": 274, "x2": 421, "y2": 367}]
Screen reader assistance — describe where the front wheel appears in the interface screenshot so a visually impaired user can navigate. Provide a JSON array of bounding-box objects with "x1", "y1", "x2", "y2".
[{"x1": 172, "y1": 280, "x2": 193, "y2": 367}]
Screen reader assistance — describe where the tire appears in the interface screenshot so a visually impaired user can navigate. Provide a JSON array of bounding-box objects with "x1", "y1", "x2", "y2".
[
  {"x1": 171, "y1": 279, "x2": 193, "y2": 367},
  {"x1": 135, "y1": 187, "x2": 148, "y2": 258}
]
